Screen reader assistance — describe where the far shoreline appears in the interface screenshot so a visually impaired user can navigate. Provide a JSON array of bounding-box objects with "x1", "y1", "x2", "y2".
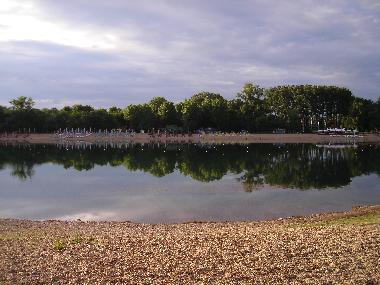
[{"x1": 1, "y1": 132, "x2": 380, "y2": 145}]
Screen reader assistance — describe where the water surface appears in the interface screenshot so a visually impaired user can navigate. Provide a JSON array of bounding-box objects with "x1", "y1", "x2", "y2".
[{"x1": 0, "y1": 142, "x2": 379, "y2": 223}]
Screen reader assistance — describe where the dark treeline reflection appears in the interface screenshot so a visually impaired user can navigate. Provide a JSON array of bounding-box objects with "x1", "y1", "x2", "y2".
[{"x1": 1, "y1": 143, "x2": 379, "y2": 190}]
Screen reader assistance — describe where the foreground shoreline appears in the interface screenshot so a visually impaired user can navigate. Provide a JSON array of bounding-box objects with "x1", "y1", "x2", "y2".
[
  {"x1": 1, "y1": 132, "x2": 380, "y2": 144},
  {"x1": 1, "y1": 205, "x2": 379, "y2": 284}
]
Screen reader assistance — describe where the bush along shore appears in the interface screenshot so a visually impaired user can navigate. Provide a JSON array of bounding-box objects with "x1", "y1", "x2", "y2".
[{"x1": 1, "y1": 205, "x2": 379, "y2": 284}]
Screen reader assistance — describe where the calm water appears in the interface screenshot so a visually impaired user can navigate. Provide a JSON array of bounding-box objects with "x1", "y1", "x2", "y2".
[{"x1": 0, "y1": 142, "x2": 379, "y2": 223}]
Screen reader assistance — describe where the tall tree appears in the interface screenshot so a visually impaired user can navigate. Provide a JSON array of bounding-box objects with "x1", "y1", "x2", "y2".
[
  {"x1": 9, "y1": 96, "x2": 34, "y2": 110},
  {"x1": 148, "y1": 97, "x2": 178, "y2": 128},
  {"x1": 178, "y1": 92, "x2": 228, "y2": 131},
  {"x1": 236, "y1": 83, "x2": 266, "y2": 131}
]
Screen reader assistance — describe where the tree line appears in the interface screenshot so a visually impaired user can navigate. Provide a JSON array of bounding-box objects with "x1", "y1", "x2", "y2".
[{"x1": 1, "y1": 83, "x2": 379, "y2": 133}]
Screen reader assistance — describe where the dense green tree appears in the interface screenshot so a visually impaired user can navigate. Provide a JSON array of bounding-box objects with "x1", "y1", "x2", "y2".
[
  {"x1": 123, "y1": 104, "x2": 155, "y2": 130},
  {"x1": 148, "y1": 97, "x2": 178, "y2": 128},
  {"x1": 177, "y1": 92, "x2": 228, "y2": 131},
  {"x1": 235, "y1": 83, "x2": 267, "y2": 131},
  {"x1": 9, "y1": 96, "x2": 35, "y2": 110},
  {"x1": 265, "y1": 85, "x2": 353, "y2": 132},
  {"x1": 0, "y1": 106, "x2": 7, "y2": 131},
  {"x1": 108, "y1": 107, "x2": 125, "y2": 128},
  {"x1": 374, "y1": 97, "x2": 380, "y2": 130}
]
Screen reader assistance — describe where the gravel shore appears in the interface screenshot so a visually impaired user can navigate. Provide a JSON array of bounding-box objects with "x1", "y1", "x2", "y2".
[{"x1": 1, "y1": 205, "x2": 379, "y2": 284}]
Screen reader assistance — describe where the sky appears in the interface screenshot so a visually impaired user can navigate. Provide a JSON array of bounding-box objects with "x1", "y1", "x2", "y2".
[{"x1": 0, "y1": 0, "x2": 379, "y2": 108}]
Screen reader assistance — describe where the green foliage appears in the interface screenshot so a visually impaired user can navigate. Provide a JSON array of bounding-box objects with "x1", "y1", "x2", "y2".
[
  {"x1": 177, "y1": 92, "x2": 228, "y2": 131},
  {"x1": 123, "y1": 104, "x2": 154, "y2": 130},
  {"x1": 72, "y1": 234, "x2": 83, "y2": 244},
  {"x1": 9, "y1": 96, "x2": 34, "y2": 110},
  {"x1": 0, "y1": 102, "x2": 127, "y2": 132},
  {"x1": 265, "y1": 85, "x2": 354, "y2": 132},
  {"x1": 237, "y1": 82, "x2": 265, "y2": 102},
  {"x1": 1, "y1": 84, "x2": 379, "y2": 132},
  {"x1": 148, "y1": 97, "x2": 178, "y2": 128},
  {"x1": 53, "y1": 239, "x2": 66, "y2": 251}
]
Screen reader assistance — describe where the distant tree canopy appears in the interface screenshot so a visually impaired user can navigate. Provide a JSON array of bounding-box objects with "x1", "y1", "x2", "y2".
[{"x1": 1, "y1": 83, "x2": 379, "y2": 132}]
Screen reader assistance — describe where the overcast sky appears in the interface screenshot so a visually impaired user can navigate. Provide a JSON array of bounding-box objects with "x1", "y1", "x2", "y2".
[{"x1": 0, "y1": 0, "x2": 379, "y2": 108}]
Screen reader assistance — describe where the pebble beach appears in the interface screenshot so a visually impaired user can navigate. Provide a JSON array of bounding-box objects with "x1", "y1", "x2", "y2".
[{"x1": 1, "y1": 205, "x2": 379, "y2": 284}]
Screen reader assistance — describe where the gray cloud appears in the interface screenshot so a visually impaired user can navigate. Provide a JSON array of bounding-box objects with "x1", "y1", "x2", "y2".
[{"x1": 0, "y1": 0, "x2": 379, "y2": 108}]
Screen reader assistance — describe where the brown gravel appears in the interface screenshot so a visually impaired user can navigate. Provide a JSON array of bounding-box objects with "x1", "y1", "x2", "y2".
[{"x1": 1, "y1": 205, "x2": 379, "y2": 285}]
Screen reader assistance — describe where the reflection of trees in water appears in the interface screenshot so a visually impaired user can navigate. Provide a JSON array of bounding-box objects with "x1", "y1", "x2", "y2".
[
  {"x1": 10, "y1": 162, "x2": 35, "y2": 181},
  {"x1": 122, "y1": 147, "x2": 176, "y2": 177},
  {"x1": 177, "y1": 147, "x2": 231, "y2": 182},
  {"x1": 0, "y1": 143, "x2": 379, "y2": 190},
  {"x1": 238, "y1": 171, "x2": 264, "y2": 192},
  {"x1": 261, "y1": 145, "x2": 355, "y2": 189}
]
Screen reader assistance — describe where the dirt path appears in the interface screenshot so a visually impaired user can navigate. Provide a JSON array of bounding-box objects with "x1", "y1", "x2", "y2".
[{"x1": 1, "y1": 205, "x2": 379, "y2": 284}]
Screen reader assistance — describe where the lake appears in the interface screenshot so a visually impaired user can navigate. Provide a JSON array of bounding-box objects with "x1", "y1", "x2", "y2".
[{"x1": 0, "y1": 142, "x2": 379, "y2": 223}]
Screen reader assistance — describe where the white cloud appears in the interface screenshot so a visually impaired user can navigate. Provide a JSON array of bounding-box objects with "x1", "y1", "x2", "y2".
[
  {"x1": 0, "y1": 0, "x2": 158, "y2": 55},
  {"x1": 58, "y1": 211, "x2": 117, "y2": 221},
  {"x1": 0, "y1": 0, "x2": 379, "y2": 107}
]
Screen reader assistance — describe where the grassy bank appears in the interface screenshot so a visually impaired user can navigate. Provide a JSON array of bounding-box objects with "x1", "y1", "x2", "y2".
[{"x1": 1, "y1": 205, "x2": 379, "y2": 284}]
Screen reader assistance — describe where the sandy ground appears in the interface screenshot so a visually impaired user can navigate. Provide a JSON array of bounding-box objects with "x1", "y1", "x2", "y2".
[
  {"x1": 1, "y1": 132, "x2": 380, "y2": 144},
  {"x1": 1, "y1": 205, "x2": 379, "y2": 284}
]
